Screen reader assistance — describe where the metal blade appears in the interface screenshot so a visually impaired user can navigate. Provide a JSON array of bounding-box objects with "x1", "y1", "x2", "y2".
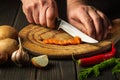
[{"x1": 57, "y1": 18, "x2": 98, "y2": 43}]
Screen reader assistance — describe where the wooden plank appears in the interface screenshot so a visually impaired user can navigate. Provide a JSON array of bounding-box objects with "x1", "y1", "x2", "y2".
[
  {"x1": 56, "y1": 0, "x2": 67, "y2": 20},
  {"x1": 18, "y1": 19, "x2": 120, "y2": 58},
  {"x1": 75, "y1": 41, "x2": 120, "y2": 80},
  {"x1": 115, "y1": 41, "x2": 120, "y2": 58},
  {"x1": 12, "y1": 1, "x2": 77, "y2": 80},
  {"x1": 0, "y1": 0, "x2": 36, "y2": 80},
  {"x1": 36, "y1": 60, "x2": 77, "y2": 80},
  {"x1": 13, "y1": 5, "x2": 29, "y2": 30},
  {"x1": 0, "y1": 0, "x2": 20, "y2": 25},
  {"x1": 114, "y1": 41, "x2": 120, "y2": 80},
  {"x1": 13, "y1": 3, "x2": 77, "y2": 80},
  {"x1": 0, "y1": 0, "x2": 120, "y2": 80},
  {"x1": 76, "y1": 64, "x2": 117, "y2": 80},
  {"x1": 0, "y1": 63, "x2": 36, "y2": 80}
]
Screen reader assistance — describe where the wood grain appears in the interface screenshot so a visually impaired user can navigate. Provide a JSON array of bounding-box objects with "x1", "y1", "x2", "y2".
[{"x1": 19, "y1": 19, "x2": 120, "y2": 58}]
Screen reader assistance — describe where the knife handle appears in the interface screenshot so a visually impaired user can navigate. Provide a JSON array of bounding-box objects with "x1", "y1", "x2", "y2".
[{"x1": 55, "y1": 18, "x2": 61, "y2": 27}]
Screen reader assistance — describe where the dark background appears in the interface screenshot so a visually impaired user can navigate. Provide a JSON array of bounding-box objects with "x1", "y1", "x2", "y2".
[
  {"x1": 0, "y1": 0, "x2": 120, "y2": 23},
  {"x1": 56, "y1": 0, "x2": 120, "y2": 21},
  {"x1": 0, "y1": 0, "x2": 120, "y2": 80}
]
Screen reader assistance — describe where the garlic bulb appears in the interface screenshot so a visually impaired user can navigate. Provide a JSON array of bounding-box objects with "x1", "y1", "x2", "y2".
[{"x1": 11, "y1": 37, "x2": 29, "y2": 67}]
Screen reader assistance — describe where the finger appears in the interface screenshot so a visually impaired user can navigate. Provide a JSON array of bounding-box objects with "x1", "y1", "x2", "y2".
[
  {"x1": 46, "y1": 6, "x2": 56, "y2": 28},
  {"x1": 96, "y1": 11, "x2": 110, "y2": 39},
  {"x1": 32, "y1": 4, "x2": 39, "y2": 24},
  {"x1": 68, "y1": 18, "x2": 87, "y2": 34},
  {"x1": 39, "y1": 6, "x2": 47, "y2": 27},
  {"x1": 23, "y1": 7, "x2": 34, "y2": 23},
  {"x1": 88, "y1": 9, "x2": 103, "y2": 40},
  {"x1": 77, "y1": 9, "x2": 96, "y2": 38}
]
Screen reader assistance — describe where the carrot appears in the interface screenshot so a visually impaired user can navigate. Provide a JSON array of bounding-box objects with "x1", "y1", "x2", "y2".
[
  {"x1": 43, "y1": 36, "x2": 81, "y2": 45},
  {"x1": 77, "y1": 43, "x2": 116, "y2": 67},
  {"x1": 52, "y1": 39, "x2": 58, "y2": 44},
  {"x1": 62, "y1": 40, "x2": 68, "y2": 44},
  {"x1": 73, "y1": 36, "x2": 80, "y2": 44}
]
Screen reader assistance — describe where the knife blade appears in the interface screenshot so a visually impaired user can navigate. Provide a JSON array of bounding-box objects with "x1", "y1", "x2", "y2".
[{"x1": 56, "y1": 18, "x2": 98, "y2": 43}]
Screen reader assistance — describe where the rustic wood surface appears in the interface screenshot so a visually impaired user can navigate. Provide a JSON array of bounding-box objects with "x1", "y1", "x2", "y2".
[
  {"x1": 19, "y1": 20, "x2": 120, "y2": 58},
  {"x1": 0, "y1": 0, "x2": 120, "y2": 80}
]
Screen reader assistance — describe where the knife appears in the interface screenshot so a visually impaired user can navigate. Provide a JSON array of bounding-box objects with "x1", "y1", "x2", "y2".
[{"x1": 56, "y1": 18, "x2": 98, "y2": 43}]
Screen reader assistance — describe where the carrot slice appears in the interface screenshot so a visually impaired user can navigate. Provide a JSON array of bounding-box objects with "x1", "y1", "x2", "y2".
[{"x1": 43, "y1": 36, "x2": 81, "y2": 45}]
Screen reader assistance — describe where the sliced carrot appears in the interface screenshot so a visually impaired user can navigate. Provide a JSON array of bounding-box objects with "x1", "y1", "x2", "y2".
[
  {"x1": 43, "y1": 36, "x2": 81, "y2": 45},
  {"x1": 74, "y1": 36, "x2": 81, "y2": 44}
]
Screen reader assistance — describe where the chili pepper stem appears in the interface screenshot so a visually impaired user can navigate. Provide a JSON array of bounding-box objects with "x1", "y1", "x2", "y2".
[
  {"x1": 71, "y1": 54, "x2": 81, "y2": 65},
  {"x1": 77, "y1": 60, "x2": 81, "y2": 65},
  {"x1": 72, "y1": 54, "x2": 77, "y2": 62}
]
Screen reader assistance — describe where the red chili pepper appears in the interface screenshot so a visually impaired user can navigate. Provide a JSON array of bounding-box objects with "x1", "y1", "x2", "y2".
[{"x1": 77, "y1": 43, "x2": 116, "y2": 67}]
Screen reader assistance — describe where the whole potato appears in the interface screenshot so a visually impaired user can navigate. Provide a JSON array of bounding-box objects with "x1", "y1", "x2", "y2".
[
  {"x1": 0, "y1": 51, "x2": 8, "y2": 64},
  {"x1": 0, "y1": 38, "x2": 18, "y2": 64},
  {"x1": 0, "y1": 25, "x2": 18, "y2": 40}
]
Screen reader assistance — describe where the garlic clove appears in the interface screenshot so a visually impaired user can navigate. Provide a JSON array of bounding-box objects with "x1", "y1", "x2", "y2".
[
  {"x1": 23, "y1": 51, "x2": 30, "y2": 62},
  {"x1": 11, "y1": 50, "x2": 22, "y2": 67},
  {"x1": 20, "y1": 50, "x2": 30, "y2": 63},
  {"x1": 11, "y1": 37, "x2": 30, "y2": 67},
  {"x1": 11, "y1": 48, "x2": 30, "y2": 67},
  {"x1": 11, "y1": 50, "x2": 17, "y2": 63},
  {"x1": 31, "y1": 55, "x2": 49, "y2": 68}
]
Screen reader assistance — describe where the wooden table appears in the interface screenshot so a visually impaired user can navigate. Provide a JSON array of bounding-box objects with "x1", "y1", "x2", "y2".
[{"x1": 0, "y1": 0, "x2": 120, "y2": 80}]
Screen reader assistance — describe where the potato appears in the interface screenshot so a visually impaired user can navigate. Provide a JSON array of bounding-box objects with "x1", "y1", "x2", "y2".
[
  {"x1": 0, "y1": 38, "x2": 18, "y2": 64},
  {"x1": 0, "y1": 25, "x2": 18, "y2": 40},
  {"x1": 0, "y1": 51, "x2": 8, "y2": 64}
]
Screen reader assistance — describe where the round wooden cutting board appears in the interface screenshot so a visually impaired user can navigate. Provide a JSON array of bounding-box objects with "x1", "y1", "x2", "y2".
[{"x1": 19, "y1": 19, "x2": 120, "y2": 59}]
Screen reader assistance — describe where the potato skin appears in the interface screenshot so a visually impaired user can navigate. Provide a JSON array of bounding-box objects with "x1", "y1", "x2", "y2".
[
  {"x1": 0, "y1": 25, "x2": 18, "y2": 40},
  {"x1": 0, "y1": 38, "x2": 18, "y2": 64},
  {"x1": 0, "y1": 51, "x2": 8, "y2": 64}
]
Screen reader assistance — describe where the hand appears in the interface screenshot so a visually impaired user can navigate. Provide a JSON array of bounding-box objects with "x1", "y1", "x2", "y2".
[
  {"x1": 67, "y1": 1, "x2": 112, "y2": 41},
  {"x1": 21, "y1": 0, "x2": 58, "y2": 28}
]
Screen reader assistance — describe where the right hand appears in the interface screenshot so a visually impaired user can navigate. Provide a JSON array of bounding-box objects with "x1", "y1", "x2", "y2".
[
  {"x1": 67, "y1": 1, "x2": 112, "y2": 41},
  {"x1": 21, "y1": 0, "x2": 58, "y2": 28}
]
